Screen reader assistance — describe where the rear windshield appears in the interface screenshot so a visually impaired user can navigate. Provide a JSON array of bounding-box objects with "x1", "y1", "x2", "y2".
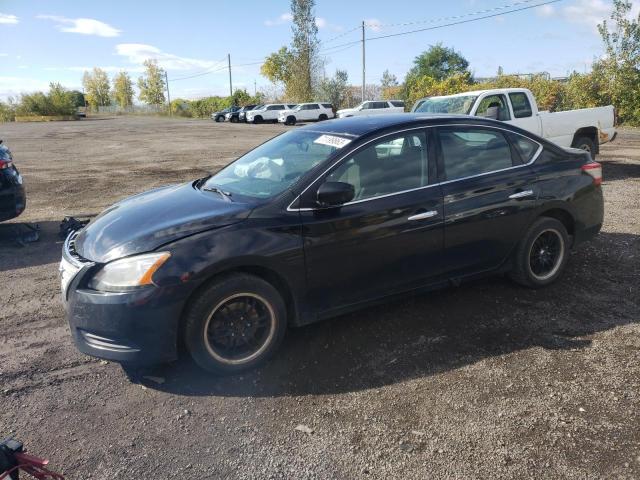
[
  {"x1": 390, "y1": 100, "x2": 405, "y2": 107},
  {"x1": 322, "y1": 103, "x2": 333, "y2": 109}
]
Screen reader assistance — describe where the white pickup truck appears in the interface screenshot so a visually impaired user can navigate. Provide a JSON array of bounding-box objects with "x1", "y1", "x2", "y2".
[
  {"x1": 336, "y1": 100, "x2": 405, "y2": 118},
  {"x1": 412, "y1": 88, "x2": 616, "y2": 158}
]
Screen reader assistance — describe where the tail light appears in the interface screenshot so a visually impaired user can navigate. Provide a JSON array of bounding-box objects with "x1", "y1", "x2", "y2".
[
  {"x1": 582, "y1": 161, "x2": 602, "y2": 186},
  {"x1": 0, "y1": 159, "x2": 13, "y2": 169}
]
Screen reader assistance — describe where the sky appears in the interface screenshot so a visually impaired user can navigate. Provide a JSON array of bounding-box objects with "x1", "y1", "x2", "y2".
[{"x1": 0, "y1": 0, "x2": 633, "y2": 101}]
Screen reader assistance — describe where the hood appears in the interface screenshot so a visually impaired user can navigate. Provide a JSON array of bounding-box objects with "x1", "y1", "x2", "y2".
[
  {"x1": 75, "y1": 182, "x2": 251, "y2": 263},
  {"x1": 336, "y1": 107, "x2": 357, "y2": 115}
]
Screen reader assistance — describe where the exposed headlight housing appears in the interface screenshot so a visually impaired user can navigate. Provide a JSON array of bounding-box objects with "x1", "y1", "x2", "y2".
[{"x1": 89, "y1": 252, "x2": 171, "y2": 291}]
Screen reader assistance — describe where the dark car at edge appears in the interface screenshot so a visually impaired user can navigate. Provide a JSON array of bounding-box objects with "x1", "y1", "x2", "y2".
[
  {"x1": 0, "y1": 140, "x2": 26, "y2": 222},
  {"x1": 211, "y1": 106, "x2": 240, "y2": 122},
  {"x1": 227, "y1": 104, "x2": 258, "y2": 123},
  {"x1": 60, "y1": 114, "x2": 604, "y2": 374}
]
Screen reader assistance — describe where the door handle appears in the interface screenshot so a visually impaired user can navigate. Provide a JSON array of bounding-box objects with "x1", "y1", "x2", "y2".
[
  {"x1": 508, "y1": 190, "x2": 534, "y2": 199},
  {"x1": 408, "y1": 210, "x2": 438, "y2": 221}
]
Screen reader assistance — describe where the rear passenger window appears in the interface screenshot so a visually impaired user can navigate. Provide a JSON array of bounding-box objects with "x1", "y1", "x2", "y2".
[
  {"x1": 509, "y1": 92, "x2": 533, "y2": 118},
  {"x1": 508, "y1": 133, "x2": 539, "y2": 163},
  {"x1": 322, "y1": 103, "x2": 333, "y2": 109},
  {"x1": 438, "y1": 127, "x2": 514, "y2": 181}
]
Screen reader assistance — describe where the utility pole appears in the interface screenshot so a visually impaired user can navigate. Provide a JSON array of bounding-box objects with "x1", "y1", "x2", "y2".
[
  {"x1": 165, "y1": 71, "x2": 172, "y2": 116},
  {"x1": 228, "y1": 53, "x2": 233, "y2": 98},
  {"x1": 361, "y1": 20, "x2": 366, "y2": 102},
  {"x1": 254, "y1": 79, "x2": 257, "y2": 96}
]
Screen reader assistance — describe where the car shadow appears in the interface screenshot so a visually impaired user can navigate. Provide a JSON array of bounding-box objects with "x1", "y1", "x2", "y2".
[
  {"x1": 0, "y1": 221, "x2": 65, "y2": 272},
  {"x1": 601, "y1": 159, "x2": 640, "y2": 182},
  {"x1": 138, "y1": 231, "x2": 639, "y2": 398}
]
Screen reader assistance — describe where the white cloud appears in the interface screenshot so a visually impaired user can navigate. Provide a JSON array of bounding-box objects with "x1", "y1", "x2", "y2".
[
  {"x1": 45, "y1": 65, "x2": 145, "y2": 73},
  {"x1": 264, "y1": 13, "x2": 293, "y2": 27},
  {"x1": 536, "y1": 5, "x2": 555, "y2": 17},
  {"x1": 0, "y1": 77, "x2": 51, "y2": 99},
  {"x1": 115, "y1": 43, "x2": 227, "y2": 71},
  {"x1": 0, "y1": 13, "x2": 19, "y2": 24},
  {"x1": 545, "y1": 0, "x2": 640, "y2": 33},
  {"x1": 364, "y1": 18, "x2": 383, "y2": 32},
  {"x1": 37, "y1": 15, "x2": 120, "y2": 37},
  {"x1": 0, "y1": 53, "x2": 8, "y2": 57}
]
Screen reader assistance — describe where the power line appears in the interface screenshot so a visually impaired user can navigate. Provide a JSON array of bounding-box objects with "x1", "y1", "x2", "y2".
[
  {"x1": 367, "y1": 0, "x2": 563, "y2": 42},
  {"x1": 366, "y1": 0, "x2": 545, "y2": 29}
]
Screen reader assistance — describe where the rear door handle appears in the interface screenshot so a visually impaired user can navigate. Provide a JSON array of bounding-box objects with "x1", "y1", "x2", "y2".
[
  {"x1": 508, "y1": 190, "x2": 534, "y2": 199},
  {"x1": 408, "y1": 210, "x2": 438, "y2": 221}
]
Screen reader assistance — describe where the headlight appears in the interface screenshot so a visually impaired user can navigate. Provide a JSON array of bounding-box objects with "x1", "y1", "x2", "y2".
[{"x1": 89, "y1": 252, "x2": 171, "y2": 291}]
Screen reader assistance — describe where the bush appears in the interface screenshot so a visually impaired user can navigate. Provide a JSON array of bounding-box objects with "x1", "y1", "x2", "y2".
[
  {"x1": 14, "y1": 83, "x2": 77, "y2": 117},
  {"x1": 0, "y1": 101, "x2": 15, "y2": 122}
]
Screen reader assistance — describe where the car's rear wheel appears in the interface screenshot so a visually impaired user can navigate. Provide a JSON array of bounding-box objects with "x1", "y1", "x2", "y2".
[
  {"x1": 509, "y1": 217, "x2": 569, "y2": 288},
  {"x1": 573, "y1": 136, "x2": 596, "y2": 159},
  {"x1": 318, "y1": 114, "x2": 328, "y2": 121},
  {"x1": 183, "y1": 273, "x2": 287, "y2": 374},
  {"x1": 230, "y1": 116, "x2": 238, "y2": 123}
]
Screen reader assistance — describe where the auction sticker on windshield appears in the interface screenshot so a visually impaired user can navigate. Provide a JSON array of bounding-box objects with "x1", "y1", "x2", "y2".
[{"x1": 314, "y1": 134, "x2": 351, "y2": 149}]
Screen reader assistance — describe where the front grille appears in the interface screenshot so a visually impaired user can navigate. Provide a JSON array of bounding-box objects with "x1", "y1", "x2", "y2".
[{"x1": 64, "y1": 231, "x2": 91, "y2": 266}]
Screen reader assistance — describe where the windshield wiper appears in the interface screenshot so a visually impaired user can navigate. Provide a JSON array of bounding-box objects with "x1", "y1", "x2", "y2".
[{"x1": 202, "y1": 185, "x2": 233, "y2": 202}]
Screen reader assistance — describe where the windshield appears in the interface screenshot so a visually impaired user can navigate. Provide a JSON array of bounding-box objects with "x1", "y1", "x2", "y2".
[
  {"x1": 415, "y1": 95, "x2": 478, "y2": 115},
  {"x1": 202, "y1": 129, "x2": 348, "y2": 199}
]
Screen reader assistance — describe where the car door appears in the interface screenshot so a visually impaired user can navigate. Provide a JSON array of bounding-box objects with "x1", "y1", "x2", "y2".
[
  {"x1": 505, "y1": 91, "x2": 542, "y2": 135},
  {"x1": 297, "y1": 128, "x2": 445, "y2": 316},
  {"x1": 304, "y1": 103, "x2": 320, "y2": 120},
  {"x1": 436, "y1": 125, "x2": 540, "y2": 276}
]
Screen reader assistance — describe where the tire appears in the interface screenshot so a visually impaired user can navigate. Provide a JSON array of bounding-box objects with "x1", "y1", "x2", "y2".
[
  {"x1": 230, "y1": 116, "x2": 238, "y2": 123},
  {"x1": 215, "y1": 115, "x2": 224, "y2": 122},
  {"x1": 285, "y1": 115, "x2": 296, "y2": 126},
  {"x1": 573, "y1": 136, "x2": 596, "y2": 160},
  {"x1": 509, "y1": 217, "x2": 570, "y2": 288},
  {"x1": 253, "y1": 115, "x2": 263, "y2": 124},
  {"x1": 183, "y1": 273, "x2": 287, "y2": 375},
  {"x1": 318, "y1": 114, "x2": 328, "y2": 121}
]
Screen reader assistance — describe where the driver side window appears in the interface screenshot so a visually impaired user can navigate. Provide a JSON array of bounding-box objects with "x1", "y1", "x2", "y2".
[
  {"x1": 325, "y1": 131, "x2": 429, "y2": 201},
  {"x1": 476, "y1": 94, "x2": 511, "y2": 121}
]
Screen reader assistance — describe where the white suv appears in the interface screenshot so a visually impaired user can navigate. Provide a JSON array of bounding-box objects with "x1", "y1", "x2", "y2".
[
  {"x1": 246, "y1": 104, "x2": 296, "y2": 124},
  {"x1": 336, "y1": 100, "x2": 405, "y2": 118},
  {"x1": 278, "y1": 103, "x2": 335, "y2": 125}
]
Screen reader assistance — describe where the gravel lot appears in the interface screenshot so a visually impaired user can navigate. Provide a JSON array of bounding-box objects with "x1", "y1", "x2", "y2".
[{"x1": 1, "y1": 116, "x2": 639, "y2": 479}]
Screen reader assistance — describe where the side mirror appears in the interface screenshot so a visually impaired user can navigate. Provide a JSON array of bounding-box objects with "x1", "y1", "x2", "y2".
[
  {"x1": 316, "y1": 181, "x2": 355, "y2": 207},
  {"x1": 485, "y1": 106, "x2": 499, "y2": 120}
]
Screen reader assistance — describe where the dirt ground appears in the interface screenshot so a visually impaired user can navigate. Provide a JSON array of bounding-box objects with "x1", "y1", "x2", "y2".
[{"x1": 0, "y1": 116, "x2": 638, "y2": 479}]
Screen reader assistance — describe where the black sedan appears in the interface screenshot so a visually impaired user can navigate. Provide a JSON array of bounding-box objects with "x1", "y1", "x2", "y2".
[
  {"x1": 0, "y1": 140, "x2": 26, "y2": 222},
  {"x1": 227, "y1": 104, "x2": 258, "y2": 123},
  {"x1": 61, "y1": 115, "x2": 604, "y2": 374},
  {"x1": 211, "y1": 106, "x2": 240, "y2": 122}
]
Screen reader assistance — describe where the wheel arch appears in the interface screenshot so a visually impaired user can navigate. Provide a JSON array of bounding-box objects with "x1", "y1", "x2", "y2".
[
  {"x1": 538, "y1": 207, "x2": 575, "y2": 240},
  {"x1": 178, "y1": 263, "x2": 299, "y2": 346},
  {"x1": 571, "y1": 127, "x2": 599, "y2": 154}
]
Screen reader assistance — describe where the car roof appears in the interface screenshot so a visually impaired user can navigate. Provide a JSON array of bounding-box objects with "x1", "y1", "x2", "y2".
[{"x1": 297, "y1": 113, "x2": 518, "y2": 138}]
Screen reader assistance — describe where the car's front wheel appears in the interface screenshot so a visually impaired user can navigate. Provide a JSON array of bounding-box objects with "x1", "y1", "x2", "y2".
[
  {"x1": 509, "y1": 217, "x2": 570, "y2": 288},
  {"x1": 183, "y1": 273, "x2": 287, "y2": 374},
  {"x1": 215, "y1": 115, "x2": 224, "y2": 122},
  {"x1": 253, "y1": 115, "x2": 263, "y2": 124}
]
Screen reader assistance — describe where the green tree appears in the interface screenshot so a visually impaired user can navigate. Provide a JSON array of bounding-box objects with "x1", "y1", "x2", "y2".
[
  {"x1": 82, "y1": 67, "x2": 111, "y2": 110},
  {"x1": 113, "y1": 71, "x2": 134, "y2": 108},
  {"x1": 317, "y1": 69, "x2": 349, "y2": 109},
  {"x1": 47, "y1": 82, "x2": 76, "y2": 115},
  {"x1": 287, "y1": 0, "x2": 320, "y2": 101},
  {"x1": 231, "y1": 88, "x2": 252, "y2": 106},
  {"x1": 68, "y1": 90, "x2": 86, "y2": 108},
  {"x1": 380, "y1": 69, "x2": 398, "y2": 89},
  {"x1": 407, "y1": 43, "x2": 470, "y2": 82},
  {"x1": 596, "y1": 0, "x2": 640, "y2": 124},
  {"x1": 261, "y1": 47, "x2": 294, "y2": 85},
  {"x1": 137, "y1": 59, "x2": 166, "y2": 105}
]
